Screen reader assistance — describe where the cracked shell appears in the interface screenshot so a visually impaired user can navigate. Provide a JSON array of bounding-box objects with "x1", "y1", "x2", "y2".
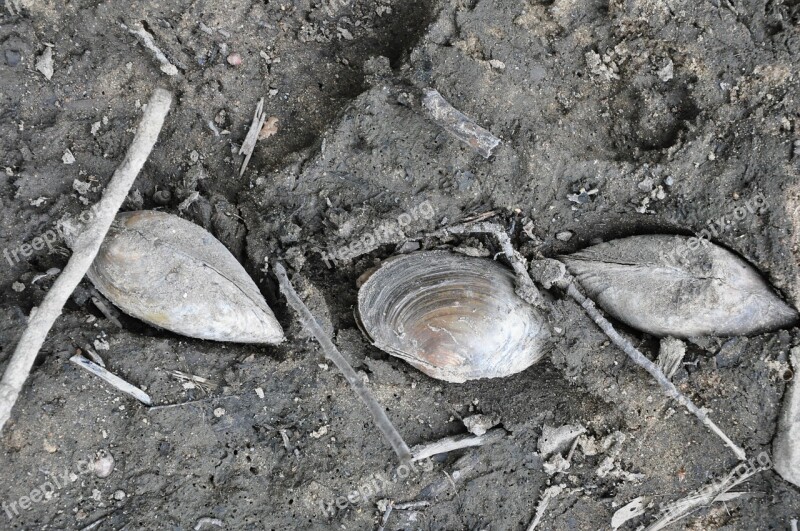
[
  {"x1": 357, "y1": 250, "x2": 550, "y2": 383},
  {"x1": 87, "y1": 210, "x2": 284, "y2": 344},
  {"x1": 560, "y1": 234, "x2": 798, "y2": 338}
]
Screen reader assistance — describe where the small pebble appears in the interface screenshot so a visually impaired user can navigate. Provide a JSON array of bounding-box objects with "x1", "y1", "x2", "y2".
[
  {"x1": 93, "y1": 450, "x2": 115, "y2": 478},
  {"x1": 664, "y1": 175, "x2": 674, "y2": 186},
  {"x1": 12, "y1": 281, "x2": 25, "y2": 292},
  {"x1": 5, "y1": 49, "x2": 21, "y2": 67},
  {"x1": 255, "y1": 387, "x2": 264, "y2": 399},
  {"x1": 213, "y1": 407, "x2": 226, "y2": 417},
  {"x1": 62, "y1": 149, "x2": 76, "y2": 165},
  {"x1": 226, "y1": 52, "x2": 242, "y2": 66},
  {"x1": 113, "y1": 490, "x2": 126, "y2": 501},
  {"x1": 556, "y1": 231, "x2": 573, "y2": 242}
]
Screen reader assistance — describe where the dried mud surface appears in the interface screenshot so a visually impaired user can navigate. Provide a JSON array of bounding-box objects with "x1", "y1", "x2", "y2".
[{"x1": 1, "y1": 0, "x2": 799, "y2": 529}]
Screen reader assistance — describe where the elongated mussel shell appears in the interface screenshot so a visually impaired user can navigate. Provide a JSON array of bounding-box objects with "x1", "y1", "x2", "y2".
[
  {"x1": 357, "y1": 250, "x2": 550, "y2": 382},
  {"x1": 560, "y1": 234, "x2": 798, "y2": 338},
  {"x1": 88, "y1": 210, "x2": 284, "y2": 344}
]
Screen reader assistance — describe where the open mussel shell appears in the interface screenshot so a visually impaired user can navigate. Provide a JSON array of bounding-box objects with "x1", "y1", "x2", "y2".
[
  {"x1": 357, "y1": 250, "x2": 550, "y2": 383},
  {"x1": 87, "y1": 210, "x2": 284, "y2": 344},
  {"x1": 560, "y1": 234, "x2": 798, "y2": 338}
]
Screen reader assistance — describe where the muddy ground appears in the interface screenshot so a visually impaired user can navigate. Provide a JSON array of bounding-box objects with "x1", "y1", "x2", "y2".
[{"x1": 1, "y1": 0, "x2": 800, "y2": 529}]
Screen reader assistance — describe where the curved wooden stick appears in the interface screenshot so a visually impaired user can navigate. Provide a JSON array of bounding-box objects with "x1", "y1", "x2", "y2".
[{"x1": 0, "y1": 88, "x2": 173, "y2": 433}]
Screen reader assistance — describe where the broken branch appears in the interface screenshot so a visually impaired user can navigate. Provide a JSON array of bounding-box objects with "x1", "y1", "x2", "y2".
[
  {"x1": 273, "y1": 261, "x2": 412, "y2": 463},
  {"x1": 0, "y1": 88, "x2": 172, "y2": 433}
]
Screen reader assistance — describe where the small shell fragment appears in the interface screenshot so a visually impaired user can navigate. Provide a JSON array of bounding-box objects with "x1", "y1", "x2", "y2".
[
  {"x1": 560, "y1": 235, "x2": 798, "y2": 337},
  {"x1": 87, "y1": 210, "x2": 284, "y2": 344},
  {"x1": 357, "y1": 251, "x2": 549, "y2": 382}
]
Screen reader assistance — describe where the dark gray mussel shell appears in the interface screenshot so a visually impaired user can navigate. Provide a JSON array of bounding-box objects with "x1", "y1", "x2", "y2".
[
  {"x1": 560, "y1": 234, "x2": 798, "y2": 338},
  {"x1": 357, "y1": 250, "x2": 550, "y2": 383},
  {"x1": 87, "y1": 210, "x2": 284, "y2": 344}
]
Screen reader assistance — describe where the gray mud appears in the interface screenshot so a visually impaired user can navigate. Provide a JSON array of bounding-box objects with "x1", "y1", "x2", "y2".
[{"x1": 1, "y1": 0, "x2": 799, "y2": 529}]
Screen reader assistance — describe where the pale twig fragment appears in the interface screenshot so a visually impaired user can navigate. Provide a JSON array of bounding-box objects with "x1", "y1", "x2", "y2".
[
  {"x1": 239, "y1": 98, "x2": 266, "y2": 177},
  {"x1": 644, "y1": 459, "x2": 768, "y2": 530},
  {"x1": 0, "y1": 88, "x2": 172, "y2": 433},
  {"x1": 411, "y1": 428, "x2": 505, "y2": 462},
  {"x1": 657, "y1": 337, "x2": 686, "y2": 379},
  {"x1": 70, "y1": 354, "x2": 152, "y2": 405},
  {"x1": 421, "y1": 88, "x2": 501, "y2": 158},
  {"x1": 611, "y1": 496, "x2": 650, "y2": 529},
  {"x1": 438, "y1": 222, "x2": 543, "y2": 307},
  {"x1": 122, "y1": 23, "x2": 179, "y2": 76},
  {"x1": 526, "y1": 485, "x2": 565, "y2": 531},
  {"x1": 274, "y1": 262, "x2": 412, "y2": 463}
]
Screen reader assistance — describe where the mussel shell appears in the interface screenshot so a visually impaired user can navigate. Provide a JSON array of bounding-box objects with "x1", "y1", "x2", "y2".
[
  {"x1": 560, "y1": 234, "x2": 798, "y2": 337},
  {"x1": 88, "y1": 210, "x2": 284, "y2": 344},
  {"x1": 357, "y1": 250, "x2": 550, "y2": 382}
]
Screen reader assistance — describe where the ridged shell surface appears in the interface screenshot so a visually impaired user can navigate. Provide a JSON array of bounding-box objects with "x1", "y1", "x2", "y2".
[
  {"x1": 560, "y1": 234, "x2": 798, "y2": 338},
  {"x1": 88, "y1": 210, "x2": 284, "y2": 344},
  {"x1": 357, "y1": 250, "x2": 549, "y2": 382}
]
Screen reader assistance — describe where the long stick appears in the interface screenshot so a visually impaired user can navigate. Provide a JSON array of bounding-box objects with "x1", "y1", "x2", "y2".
[
  {"x1": 273, "y1": 262, "x2": 412, "y2": 463},
  {"x1": 0, "y1": 88, "x2": 173, "y2": 432},
  {"x1": 565, "y1": 282, "x2": 747, "y2": 461}
]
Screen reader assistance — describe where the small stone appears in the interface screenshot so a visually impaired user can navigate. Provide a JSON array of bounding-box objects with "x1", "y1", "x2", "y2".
[
  {"x1": 488, "y1": 59, "x2": 506, "y2": 71},
  {"x1": 310, "y1": 425, "x2": 328, "y2": 439},
  {"x1": 226, "y1": 52, "x2": 242, "y2": 66},
  {"x1": 12, "y1": 281, "x2": 25, "y2": 292},
  {"x1": 91, "y1": 121, "x2": 101, "y2": 135},
  {"x1": 664, "y1": 175, "x2": 674, "y2": 186},
  {"x1": 556, "y1": 231, "x2": 573, "y2": 242},
  {"x1": 35, "y1": 47, "x2": 54, "y2": 80},
  {"x1": 258, "y1": 117, "x2": 279, "y2": 140},
  {"x1": 93, "y1": 450, "x2": 115, "y2": 478},
  {"x1": 708, "y1": 152, "x2": 716, "y2": 161},
  {"x1": 93, "y1": 338, "x2": 110, "y2": 351},
  {"x1": 5, "y1": 49, "x2": 21, "y2": 67},
  {"x1": 213, "y1": 407, "x2": 226, "y2": 417},
  {"x1": 43, "y1": 439, "x2": 58, "y2": 453},
  {"x1": 62, "y1": 149, "x2": 76, "y2": 165},
  {"x1": 113, "y1": 490, "x2": 126, "y2": 501},
  {"x1": 463, "y1": 413, "x2": 501, "y2": 436},
  {"x1": 657, "y1": 59, "x2": 674, "y2": 82},
  {"x1": 255, "y1": 387, "x2": 264, "y2": 399},
  {"x1": 189, "y1": 150, "x2": 200, "y2": 163}
]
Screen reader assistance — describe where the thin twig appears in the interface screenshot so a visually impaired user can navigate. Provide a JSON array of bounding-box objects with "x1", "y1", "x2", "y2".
[
  {"x1": 644, "y1": 459, "x2": 767, "y2": 530},
  {"x1": 421, "y1": 88, "x2": 501, "y2": 158},
  {"x1": 239, "y1": 98, "x2": 266, "y2": 177},
  {"x1": 147, "y1": 395, "x2": 239, "y2": 412},
  {"x1": 377, "y1": 500, "x2": 394, "y2": 531},
  {"x1": 437, "y1": 222, "x2": 542, "y2": 307},
  {"x1": 122, "y1": 23, "x2": 179, "y2": 76},
  {"x1": 273, "y1": 261, "x2": 412, "y2": 463},
  {"x1": 411, "y1": 428, "x2": 506, "y2": 462},
  {"x1": 70, "y1": 354, "x2": 152, "y2": 405},
  {"x1": 0, "y1": 88, "x2": 172, "y2": 433},
  {"x1": 526, "y1": 485, "x2": 565, "y2": 531},
  {"x1": 563, "y1": 278, "x2": 746, "y2": 461}
]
